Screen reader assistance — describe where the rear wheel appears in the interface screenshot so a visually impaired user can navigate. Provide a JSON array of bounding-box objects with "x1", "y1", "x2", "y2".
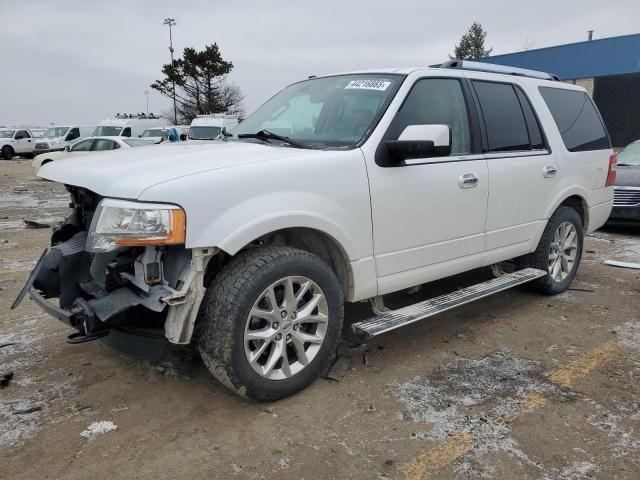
[
  {"x1": 525, "y1": 206, "x2": 583, "y2": 295},
  {"x1": 2, "y1": 146, "x2": 14, "y2": 160},
  {"x1": 197, "y1": 246, "x2": 343, "y2": 401}
]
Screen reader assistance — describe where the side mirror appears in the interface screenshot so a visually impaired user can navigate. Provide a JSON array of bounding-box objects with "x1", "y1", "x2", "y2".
[
  {"x1": 64, "y1": 146, "x2": 71, "y2": 152},
  {"x1": 383, "y1": 125, "x2": 452, "y2": 161}
]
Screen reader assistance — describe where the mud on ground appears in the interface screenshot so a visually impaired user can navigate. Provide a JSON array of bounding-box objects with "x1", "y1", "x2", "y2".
[{"x1": 1, "y1": 159, "x2": 639, "y2": 480}]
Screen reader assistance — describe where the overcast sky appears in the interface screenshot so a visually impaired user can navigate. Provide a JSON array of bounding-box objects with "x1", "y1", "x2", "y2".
[{"x1": 1, "y1": 0, "x2": 638, "y2": 127}]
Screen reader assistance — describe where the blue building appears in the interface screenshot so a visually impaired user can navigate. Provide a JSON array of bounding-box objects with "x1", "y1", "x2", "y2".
[{"x1": 478, "y1": 34, "x2": 640, "y2": 147}]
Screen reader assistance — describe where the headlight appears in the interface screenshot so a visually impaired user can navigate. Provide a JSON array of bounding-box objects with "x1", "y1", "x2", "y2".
[{"x1": 87, "y1": 198, "x2": 186, "y2": 252}]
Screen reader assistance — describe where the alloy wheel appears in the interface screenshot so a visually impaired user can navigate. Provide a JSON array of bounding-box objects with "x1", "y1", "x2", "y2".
[{"x1": 244, "y1": 276, "x2": 328, "y2": 380}]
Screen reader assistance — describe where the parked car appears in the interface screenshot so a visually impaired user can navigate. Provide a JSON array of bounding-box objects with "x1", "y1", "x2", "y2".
[
  {"x1": 188, "y1": 114, "x2": 238, "y2": 140},
  {"x1": 31, "y1": 136, "x2": 156, "y2": 169},
  {"x1": 140, "y1": 127, "x2": 181, "y2": 143},
  {"x1": 608, "y1": 140, "x2": 640, "y2": 224},
  {"x1": 14, "y1": 61, "x2": 614, "y2": 401},
  {"x1": 93, "y1": 115, "x2": 169, "y2": 138},
  {"x1": 1, "y1": 128, "x2": 37, "y2": 159},
  {"x1": 30, "y1": 128, "x2": 46, "y2": 138},
  {"x1": 33, "y1": 125, "x2": 96, "y2": 155}
]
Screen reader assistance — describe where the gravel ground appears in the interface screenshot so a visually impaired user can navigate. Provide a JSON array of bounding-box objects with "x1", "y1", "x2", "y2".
[{"x1": 1, "y1": 159, "x2": 639, "y2": 480}]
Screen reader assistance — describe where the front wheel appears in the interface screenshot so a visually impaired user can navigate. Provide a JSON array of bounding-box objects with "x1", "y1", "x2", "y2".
[
  {"x1": 525, "y1": 206, "x2": 584, "y2": 295},
  {"x1": 197, "y1": 246, "x2": 344, "y2": 401},
  {"x1": 2, "y1": 146, "x2": 14, "y2": 160}
]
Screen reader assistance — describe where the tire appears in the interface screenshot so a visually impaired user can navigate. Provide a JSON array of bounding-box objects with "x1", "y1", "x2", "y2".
[
  {"x1": 2, "y1": 146, "x2": 14, "y2": 160},
  {"x1": 197, "y1": 246, "x2": 344, "y2": 401},
  {"x1": 525, "y1": 206, "x2": 583, "y2": 295}
]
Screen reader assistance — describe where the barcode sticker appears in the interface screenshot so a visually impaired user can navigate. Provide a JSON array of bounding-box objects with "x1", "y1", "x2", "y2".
[{"x1": 344, "y1": 79, "x2": 392, "y2": 91}]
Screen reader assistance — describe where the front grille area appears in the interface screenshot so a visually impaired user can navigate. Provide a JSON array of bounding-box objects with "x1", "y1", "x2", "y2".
[
  {"x1": 35, "y1": 142, "x2": 49, "y2": 150},
  {"x1": 614, "y1": 187, "x2": 640, "y2": 207}
]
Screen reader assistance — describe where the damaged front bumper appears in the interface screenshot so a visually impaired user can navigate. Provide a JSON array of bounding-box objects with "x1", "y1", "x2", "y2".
[{"x1": 13, "y1": 227, "x2": 214, "y2": 349}]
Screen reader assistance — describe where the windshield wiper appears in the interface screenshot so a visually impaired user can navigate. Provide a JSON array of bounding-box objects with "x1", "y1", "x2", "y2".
[
  {"x1": 237, "y1": 129, "x2": 306, "y2": 149},
  {"x1": 617, "y1": 162, "x2": 634, "y2": 167}
]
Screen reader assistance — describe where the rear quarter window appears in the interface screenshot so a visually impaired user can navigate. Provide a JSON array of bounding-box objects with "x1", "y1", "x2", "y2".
[{"x1": 539, "y1": 87, "x2": 610, "y2": 152}]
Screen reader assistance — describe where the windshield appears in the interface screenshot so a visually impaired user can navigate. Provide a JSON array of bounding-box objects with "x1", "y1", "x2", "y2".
[
  {"x1": 232, "y1": 74, "x2": 403, "y2": 148},
  {"x1": 0, "y1": 130, "x2": 14, "y2": 138},
  {"x1": 188, "y1": 126, "x2": 221, "y2": 140},
  {"x1": 618, "y1": 142, "x2": 640, "y2": 166},
  {"x1": 123, "y1": 139, "x2": 155, "y2": 147},
  {"x1": 43, "y1": 127, "x2": 69, "y2": 138},
  {"x1": 141, "y1": 129, "x2": 169, "y2": 139},
  {"x1": 93, "y1": 126, "x2": 122, "y2": 136}
]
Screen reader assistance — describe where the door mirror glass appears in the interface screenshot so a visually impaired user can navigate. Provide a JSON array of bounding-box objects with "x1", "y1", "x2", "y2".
[{"x1": 384, "y1": 124, "x2": 451, "y2": 161}]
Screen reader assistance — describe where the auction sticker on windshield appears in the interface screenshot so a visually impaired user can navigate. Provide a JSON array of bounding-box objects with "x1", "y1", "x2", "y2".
[{"x1": 344, "y1": 79, "x2": 392, "y2": 91}]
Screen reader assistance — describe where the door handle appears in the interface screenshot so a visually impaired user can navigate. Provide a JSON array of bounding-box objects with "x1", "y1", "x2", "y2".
[
  {"x1": 458, "y1": 173, "x2": 479, "y2": 188},
  {"x1": 543, "y1": 165, "x2": 557, "y2": 178}
]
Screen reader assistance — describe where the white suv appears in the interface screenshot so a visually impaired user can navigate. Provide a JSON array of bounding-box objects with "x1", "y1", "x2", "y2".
[{"x1": 14, "y1": 61, "x2": 615, "y2": 401}]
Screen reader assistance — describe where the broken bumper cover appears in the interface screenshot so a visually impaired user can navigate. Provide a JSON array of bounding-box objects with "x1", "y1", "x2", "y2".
[{"x1": 12, "y1": 230, "x2": 214, "y2": 346}]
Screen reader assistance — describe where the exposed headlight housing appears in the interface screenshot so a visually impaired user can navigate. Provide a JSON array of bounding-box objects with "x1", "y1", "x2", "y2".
[{"x1": 87, "y1": 198, "x2": 186, "y2": 252}]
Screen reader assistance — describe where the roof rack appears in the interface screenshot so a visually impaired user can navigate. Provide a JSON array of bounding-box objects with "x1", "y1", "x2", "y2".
[{"x1": 432, "y1": 60, "x2": 559, "y2": 81}]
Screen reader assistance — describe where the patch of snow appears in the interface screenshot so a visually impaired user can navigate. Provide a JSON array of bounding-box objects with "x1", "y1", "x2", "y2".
[
  {"x1": 543, "y1": 461, "x2": 599, "y2": 480},
  {"x1": 392, "y1": 351, "x2": 570, "y2": 475},
  {"x1": 80, "y1": 421, "x2": 118, "y2": 441},
  {"x1": 615, "y1": 321, "x2": 640, "y2": 351}
]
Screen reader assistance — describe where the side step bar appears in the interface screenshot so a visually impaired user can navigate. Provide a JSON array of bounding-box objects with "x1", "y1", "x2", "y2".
[{"x1": 352, "y1": 268, "x2": 546, "y2": 339}]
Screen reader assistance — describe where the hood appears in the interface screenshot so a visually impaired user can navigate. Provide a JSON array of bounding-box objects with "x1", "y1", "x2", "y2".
[
  {"x1": 616, "y1": 166, "x2": 640, "y2": 188},
  {"x1": 38, "y1": 141, "x2": 317, "y2": 199}
]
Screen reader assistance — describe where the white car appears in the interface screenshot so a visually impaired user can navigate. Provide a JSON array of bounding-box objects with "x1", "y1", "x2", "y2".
[
  {"x1": 31, "y1": 136, "x2": 156, "y2": 169},
  {"x1": 16, "y1": 61, "x2": 614, "y2": 401},
  {"x1": 93, "y1": 115, "x2": 169, "y2": 138},
  {"x1": 1, "y1": 128, "x2": 37, "y2": 159},
  {"x1": 188, "y1": 114, "x2": 238, "y2": 140}
]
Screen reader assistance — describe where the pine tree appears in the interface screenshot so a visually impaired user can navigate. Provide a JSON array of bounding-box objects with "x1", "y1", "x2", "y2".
[
  {"x1": 151, "y1": 44, "x2": 243, "y2": 123},
  {"x1": 452, "y1": 22, "x2": 493, "y2": 60}
]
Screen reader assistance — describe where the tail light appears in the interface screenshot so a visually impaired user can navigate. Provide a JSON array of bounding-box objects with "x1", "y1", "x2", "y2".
[{"x1": 605, "y1": 153, "x2": 617, "y2": 187}]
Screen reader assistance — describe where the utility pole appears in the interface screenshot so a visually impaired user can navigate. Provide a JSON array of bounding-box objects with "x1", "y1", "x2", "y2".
[
  {"x1": 163, "y1": 17, "x2": 178, "y2": 124},
  {"x1": 144, "y1": 90, "x2": 150, "y2": 115}
]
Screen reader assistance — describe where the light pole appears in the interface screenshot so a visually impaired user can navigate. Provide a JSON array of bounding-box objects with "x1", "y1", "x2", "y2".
[
  {"x1": 163, "y1": 17, "x2": 178, "y2": 125},
  {"x1": 144, "y1": 90, "x2": 150, "y2": 115}
]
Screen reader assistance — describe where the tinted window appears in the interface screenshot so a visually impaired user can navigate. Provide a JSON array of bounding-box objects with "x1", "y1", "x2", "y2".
[
  {"x1": 473, "y1": 81, "x2": 530, "y2": 152},
  {"x1": 66, "y1": 128, "x2": 80, "y2": 141},
  {"x1": 122, "y1": 127, "x2": 132, "y2": 137},
  {"x1": 93, "y1": 139, "x2": 119, "y2": 151},
  {"x1": 539, "y1": 87, "x2": 610, "y2": 152},
  {"x1": 515, "y1": 87, "x2": 544, "y2": 149},
  {"x1": 70, "y1": 139, "x2": 93, "y2": 152},
  {"x1": 388, "y1": 78, "x2": 471, "y2": 155}
]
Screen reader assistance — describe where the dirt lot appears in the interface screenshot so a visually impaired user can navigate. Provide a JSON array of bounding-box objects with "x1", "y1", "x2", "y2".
[{"x1": 1, "y1": 158, "x2": 639, "y2": 480}]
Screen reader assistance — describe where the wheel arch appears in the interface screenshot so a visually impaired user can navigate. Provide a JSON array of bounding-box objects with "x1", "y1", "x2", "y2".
[
  {"x1": 544, "y1": 187, "x2": 590, "y2": 231},
  {"x1": 206, "y1": 226, "x2": 355, "y2": 301}
]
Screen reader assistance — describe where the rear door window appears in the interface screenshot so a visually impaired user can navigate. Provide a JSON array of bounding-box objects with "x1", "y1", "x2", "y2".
[
  {"x1": 92, "y1": 139, "x2": 119, "y2": 151},
  {"x1": 472, "y1": 81, "x2": 530, "y2": 152},
  {"x1": 515, "y1": 87, "x2": 545, "y2": 149},
  {"x1": 539, "y1": 87, "x2": 610, "y2": 152}
]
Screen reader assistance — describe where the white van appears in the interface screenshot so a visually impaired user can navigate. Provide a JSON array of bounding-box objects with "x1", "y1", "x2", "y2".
[
  {"x1": 34, "y1": 125, "x2": 96, "y2": 154},
  {"x1": 188, "y1": 114, "x2": 239, "y2": 141},
  {"x1": 93, "y1": 115, "x2": 169, "y2": 139}
]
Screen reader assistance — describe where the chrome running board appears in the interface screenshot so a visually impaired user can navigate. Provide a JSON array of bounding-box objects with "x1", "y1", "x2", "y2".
[{"x1": 352, "y1": 268, "x2": 546, "y2": 339}]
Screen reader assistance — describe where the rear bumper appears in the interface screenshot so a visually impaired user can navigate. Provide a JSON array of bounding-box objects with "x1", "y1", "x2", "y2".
[{"x1": 588, "y1": 200, "x2": 614, "y2": 233}]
